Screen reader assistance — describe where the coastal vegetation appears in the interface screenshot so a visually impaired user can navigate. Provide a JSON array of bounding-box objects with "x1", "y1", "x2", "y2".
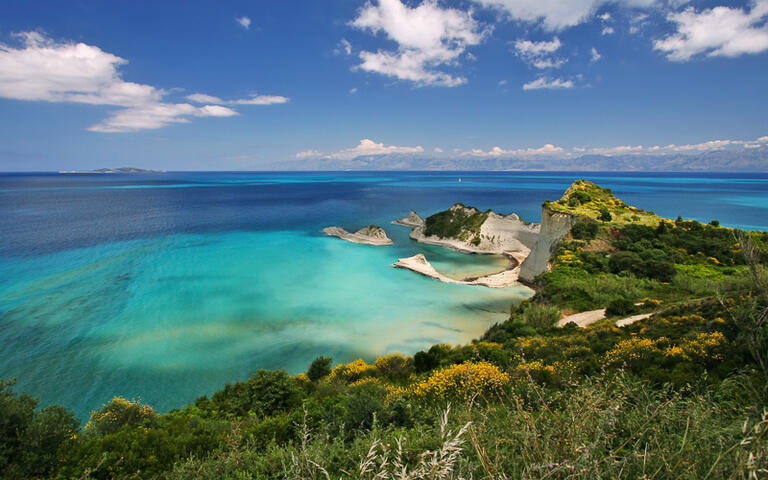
[
  {"x1": 2, "y1": 181, "x2": 767, "y2": 479},
  {"x1": 423, "y1": 204, "x2": 490, "y2": 245}
]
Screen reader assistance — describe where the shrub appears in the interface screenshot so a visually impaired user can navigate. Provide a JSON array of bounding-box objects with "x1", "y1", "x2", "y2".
[
  {"x1": 571, "y1": 219, "x2": 599, "y2": 240},
  {"x1": 85, "y1": 396, "x2": 158, "y2": 436},
  {"x1": 306, "y1": 356, "x2": 332, "y2": 381},
  {"x1": 208, "y1": 369, "x2": 302, "y2": 417},
  {"x1": 408, "y1": 361, "x2": 510, "y2": 400},
  {"x1": 606, "y1": 298, "x2": 637, "y2": 316},
  {"x1": 0, "y1": 380, "x2": 79, "y2": 479},
  {"x1": 519, "y1": 303, "x2": 561, "y2": 329},
  {"x1": 598, "y1": 207, "x2": 612, "y2": 222}
]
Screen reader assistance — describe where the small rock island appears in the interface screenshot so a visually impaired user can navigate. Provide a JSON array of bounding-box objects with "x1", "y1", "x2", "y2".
[{"x1": 323, "y1": 225, "x2": 393, "y2": 246}]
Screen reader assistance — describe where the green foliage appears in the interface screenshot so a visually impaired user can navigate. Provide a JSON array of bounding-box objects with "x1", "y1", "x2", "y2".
[
  {"x1": 606, "y1": 297, "x2": 637, "y2": 316},
  {"x1": 423, "y1": 204, "x2": 489, "y2": 242},
  {"x1": 0, "y1": 380, "x2": 79, "y2": 479},
  {"x1": 306, "y1": 356, "x2": 332, "y2": 381},
  {"x1": 598, "y1": 206, "x2": 612, "y2": 221},
  {"x1": 519, "y1": 303, "x2": 561, "y2": 329},
  {"x1": 570, "y1": 218, "x2": 599, "y2": 240},
  {"x1": 201, "y1": 369, "x2": 302, "y2": 418},
  {"x1": 85, "y1": 396, "x2": 158, "y2": 436}
]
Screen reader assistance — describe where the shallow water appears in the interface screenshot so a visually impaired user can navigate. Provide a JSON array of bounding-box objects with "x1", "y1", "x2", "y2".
[{"x1": 1, "y1": 171, "x2": 766, "y2": 419}]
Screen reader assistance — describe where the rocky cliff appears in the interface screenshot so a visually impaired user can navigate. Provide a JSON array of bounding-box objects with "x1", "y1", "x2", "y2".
[{"x1": 518, "y1": 205, "x2": 579, "y2": 282}]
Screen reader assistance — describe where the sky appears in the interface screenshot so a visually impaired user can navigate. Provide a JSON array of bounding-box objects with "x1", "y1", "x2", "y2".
[{"x1": 0, "y1": 0, "x2": 767, "y2": 171}]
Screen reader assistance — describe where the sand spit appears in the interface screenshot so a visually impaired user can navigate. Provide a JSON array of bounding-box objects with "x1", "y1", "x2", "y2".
[
  {"x1": 323, "y1": 225, "x2": 393, "y2": 246},
  {"x1": 392, "y1": 253, "x2": 522, "y2": 288}
]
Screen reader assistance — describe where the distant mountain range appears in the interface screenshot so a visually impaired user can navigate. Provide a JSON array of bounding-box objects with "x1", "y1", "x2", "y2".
[
  {"x1": 270, "y1": 146, "x2": 768, "y2": 172},
  {"x1": 58, "y1": 167, "x2": 165, "y2": 174}
]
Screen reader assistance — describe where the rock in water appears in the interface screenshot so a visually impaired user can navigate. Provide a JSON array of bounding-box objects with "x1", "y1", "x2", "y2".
[{"x1": 323, "y1": 225, "x2": 393, "y2": 246}]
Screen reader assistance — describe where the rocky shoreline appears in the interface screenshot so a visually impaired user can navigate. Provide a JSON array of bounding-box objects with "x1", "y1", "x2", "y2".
[
  {"x1": 392, "y1": 253, "x2": 524, "y2": 288},
  {"x1": 322, "y1": 225, "x2": 393, "y2": 246}
]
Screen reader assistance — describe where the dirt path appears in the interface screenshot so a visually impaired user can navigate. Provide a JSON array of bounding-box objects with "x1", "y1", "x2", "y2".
[{"x1": 557, "y1": 309, "x2": 654, "y2": 328}]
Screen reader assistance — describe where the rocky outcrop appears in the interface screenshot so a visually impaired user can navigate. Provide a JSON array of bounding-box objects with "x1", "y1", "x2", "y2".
[
  {"x1": 392, "y1": 254, "x2": 523, "y2": 288},
  {"x1": 407, "y1": 207, "x2": 540, "y2": 256},
  {"x1": 392, "y1": 211, "x2": 425, "y2": 227},
  {"x1": 323, "y1": 225, "x2": 393, "y2": 246},
  {"x1": 518, "y1": 205, "x2": 579, "y2": 282}
]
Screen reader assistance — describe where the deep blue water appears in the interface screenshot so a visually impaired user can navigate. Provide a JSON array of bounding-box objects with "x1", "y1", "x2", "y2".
[{"x1": 0, "y1": 171, "x2": 766, "y2": 419}]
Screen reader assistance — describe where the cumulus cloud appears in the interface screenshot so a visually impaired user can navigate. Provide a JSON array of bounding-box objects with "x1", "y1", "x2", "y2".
[
  {"x1": 296, "y1": 139, "x2": 424, "y2": 161},
  {"x1": 522, "y1": 76, "x2": 574, "y2": 90},
  {"x1": 514, "y1": 36, "x2": 567, "y2": 68},
  {"x1": 590, "y1": 47, "x2": 602, "y2": 61},
  {"x1": 0, "y1": 32, "x2": 285, "y2": 132},
  {"x1": 236, "y1": 16, "x2": 252, "y2": 29},
  {"x1": 465, "y1": 143, "x2": 568, "y2": 157},
  {"x1": 470, "y1": 0, "x2": 657, "y2": 31},
  {"x1": 350, "y1": 0, "x2": 487, "y2": 87},
  {"x1": 654, "y1": 0, "x2": 768, "y2": 61},
  {"x1": 602, "y1": 25, "x2": 615, "y2": 35}
]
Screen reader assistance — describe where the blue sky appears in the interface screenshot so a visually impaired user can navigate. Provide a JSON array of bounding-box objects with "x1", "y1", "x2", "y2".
[{"x1": 0, "y1": 0, "x2": 767, "y2": 171}]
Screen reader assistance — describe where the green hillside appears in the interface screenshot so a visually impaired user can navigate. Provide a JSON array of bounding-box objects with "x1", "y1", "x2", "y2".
[{"x1": 2, "y1": 181, "x2": 767, "y2": 479}]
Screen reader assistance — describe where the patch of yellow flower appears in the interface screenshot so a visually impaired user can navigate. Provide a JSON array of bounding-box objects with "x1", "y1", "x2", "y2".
[
  {"x1": 606, "y1": 331, "x2": 728, "y2": 365},
  {"x1": 351, "y1": 377, "x2": 380, "y2": 387},
  {"x1": 328, "y1": 358, "x2": 377, "y2": 382},
  {"x1": 390, "y1": 361, "x2": 510, "y2": 401}
]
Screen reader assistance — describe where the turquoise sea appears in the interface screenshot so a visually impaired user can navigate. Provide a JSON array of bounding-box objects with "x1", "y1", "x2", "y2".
[{"x1": 1, "y1": 171, "x2": 767, "y2": 419}]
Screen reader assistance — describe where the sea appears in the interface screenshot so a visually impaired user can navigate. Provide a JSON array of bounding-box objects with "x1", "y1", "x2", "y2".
[{"x1": 1, "y1": 171, "x2": 767, "y2": 419}]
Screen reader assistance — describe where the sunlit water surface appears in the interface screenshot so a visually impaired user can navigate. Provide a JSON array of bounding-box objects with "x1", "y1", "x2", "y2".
[{"x1": 1, "y1": 171, "x2": 766, "y2": 418}]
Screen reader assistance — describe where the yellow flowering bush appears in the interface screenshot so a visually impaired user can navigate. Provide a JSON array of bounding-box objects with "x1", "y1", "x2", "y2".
[
  {"x1": 603, "y1": 337, "x2": 669, "y2": 366},
  {"x1": 408, "y1": 361, "x2": 510, "y2": 400},
  {"x1": 328, "y1": 358, "x2": 377, "y2": 383},
  {"x1": 85, "y1": 396, "x2": 157, "y2": 435},
  {"x1": 664, "y1": 332, "x2": 727, "y2": 362},
  {"x1": 374, "y1": 353, "x2": 411, "y2": 379}
]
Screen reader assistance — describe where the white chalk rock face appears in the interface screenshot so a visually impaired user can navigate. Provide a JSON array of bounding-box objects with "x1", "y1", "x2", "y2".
[
  {"x1": 518, "y1": 206, "x2": 578, "y2": 282},
  {"x1": 322, "y1": 225, "x2": 393, "y2": 246},
  {"x1": 393, "y1": 211, "x2": 425, "y2": 227}
]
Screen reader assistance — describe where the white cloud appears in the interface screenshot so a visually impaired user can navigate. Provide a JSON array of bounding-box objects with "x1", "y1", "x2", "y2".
[
  {"x1": 588, "y1": 144, "x2": 646, "y2": 155},
  {"x1": 186, "y1": 93, "x2": 290, "y2": 106},
  {"x1": 299, "y1": 139, "x2": 425, "y2": 161},
  {"x1": 522, "y1": 77, "x2": 574, "y2": 90},
  {"x1": 88, "y1": 103, "x2": 238, "y2": 133},
  {"x1": 0, "y1": 32, "x2": 285, "y2": 132},
  {"x1": 514, "y1": 37, "x2": 566, "y2": 69},
  {"x1": 465, "y1": 143, "x2": 568, "y2": 157},
  {"x1": 296, "y1": 149, "x2": 323, "y2": 159},
  {"x1": 590, "y1": 47, "x2": 602, "y2": 61},
  {"x1": 498, "y1": 79, "x2": 508, "y2": 85},
  {"x1": 236, "y1": 16, "x2": 252, "y2": 29},
  {"x1": 186, "y1": 93, "x2": 223, "y2": 104},
  {"x1": 470, "y1": 0, "x2": 656, "y2": 31},
  {"x1": 349, "y1": 87, "x2": 358, "y2": 94},
  {"x1": 327, "y1": 139, "x2": 424, "y2": 160},
  {"x1": 336, "y1": 38, "x2": 353, "y2": 55},
  {"x1": 350, "y1": 0, "x2": 488, "y2": 87},
  {"x1": 654, "y1": 0, "x2": 768, "y2": 61},
  {"x1": 583, "y1": 136, "x2": 767, "y2": 155},
  {"x1": 514, "y1": 36, "x2": 562, "y2": 55},
  {"x1": 602, "y1": 25, "x2": 615, "y2": 35},
  {"x1": 434, "y1": 147, "x2": 444, "y2": 152},
  {"x1": 230, "y1": 94, "x2": 289, "y2": 105},
  {"x1": 598, "y1": 12, "x2": 612, "y2": 21}
]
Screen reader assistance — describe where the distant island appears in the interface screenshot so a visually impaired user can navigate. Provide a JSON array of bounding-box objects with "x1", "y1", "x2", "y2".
[{"x1": 58, "y1": 167, "x2": 166, "y2": 174}]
